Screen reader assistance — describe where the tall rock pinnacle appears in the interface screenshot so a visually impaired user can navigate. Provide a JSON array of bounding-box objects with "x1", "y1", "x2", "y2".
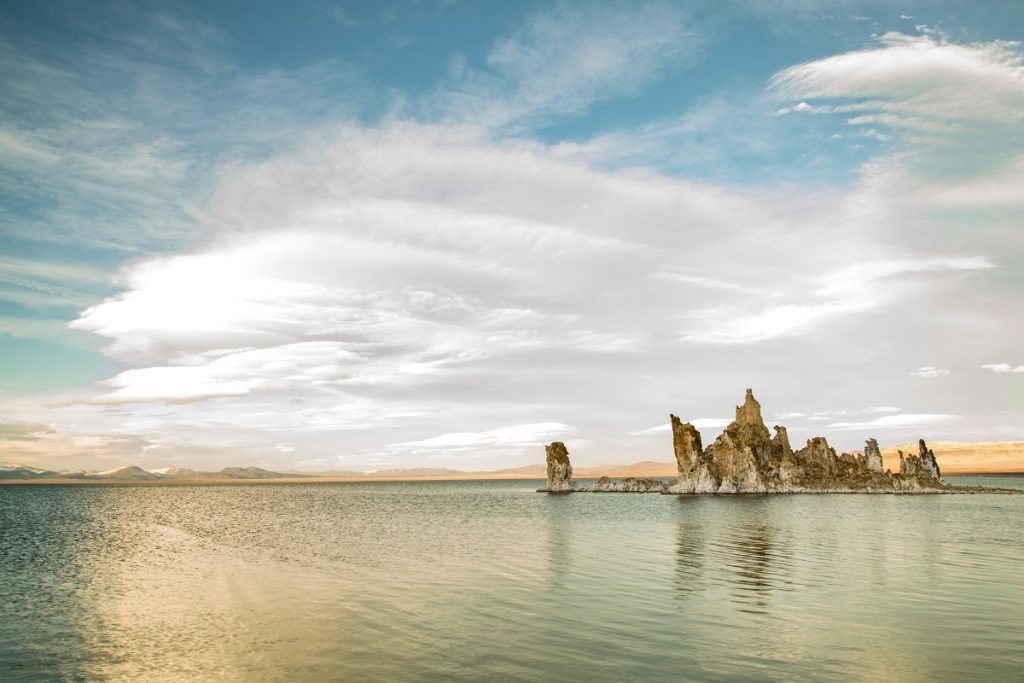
[
  {"x1": 864, "y1": 438, "x2": 883, "y2": 473},
  {"x1": 735, "y1": 388, "x2": 764, "y2": 427},
  {"x1": 670, "y1": 415, "x2": 703, "y2": 475},
  {"x1": 722, "y1": 388, "x2": 773, "y2": 468},
  {"x1": 918, "y1": 439, "x2": 940, "y2": 479},
  {"x1": 544, "y1": 441, "x2": 574, "y2": 492}
]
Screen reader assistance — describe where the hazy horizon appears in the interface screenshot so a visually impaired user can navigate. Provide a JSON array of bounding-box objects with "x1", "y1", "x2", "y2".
[{"x1": 2, "y1": 1, "x2": 1023, "y2": 474}]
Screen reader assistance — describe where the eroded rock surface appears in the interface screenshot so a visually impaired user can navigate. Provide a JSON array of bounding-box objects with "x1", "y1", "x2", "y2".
[
  {"x1": 538, "y1": 389, "x2": 1013, "y2": 495},
  {"x1": 898, "y1": 439, "x2": 941, "y2": 483},
  {"x1": 667, "y1": 389, "x2": 951, "y2": 494},
  {"x1": 864, "y1": 438, "x2": 884, "y2": 473},
  {"x1": 543, "y1": 441, "x2": 575, "y2": 492},
  {"x1": 670, "y1": 415, "x2": 703, "y2": 473},
  {"x1": 591, "y1": 476, "x2": 666, "y2": 493}
]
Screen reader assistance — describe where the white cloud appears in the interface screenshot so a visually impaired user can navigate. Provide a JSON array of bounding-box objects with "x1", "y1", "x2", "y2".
[
  {"x1": 25, "y1": 118, "x2": 1010, "y2": 468},
  {"x1": 828, "y1": 413, "x2": 956, "y2": 430},
  {"x1": 2, "y1": 21, "x2": 1020, "y2": 469},
  {"x1": 772, "y1": 30, "x2": 1024, "y2": 195},
  {"x1": 817, "y1": 257, "x2": 993, "y2": 299},
  {"x1": 981, "y1": 363, "x2": 1024, "y2": 374},
  {"x1": 679, "y1": 301, "x2": 863, "y2": 345},
  {"x1": 910, "y1": 366, "x2": 950, "y2": 378},
  {"x1": 652, "y1": 271, "x2": 780, "y2": 297},
  {"x1": 630, "y1": 417, "x2": 729, "y2": 436},
  {"x1": 679, "y1": 256, "x2": 992, "y2": 345},
  {"x1": 388, "y1": 422, "x2": 575, "y2": 452},
  {"x1": 772, "y1": 32, "x2": 1024, "y2": 127}
]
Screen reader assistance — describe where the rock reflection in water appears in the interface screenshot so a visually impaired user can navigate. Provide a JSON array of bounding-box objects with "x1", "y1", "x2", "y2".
[
  {"x1": 721, "y1": 522, "x2": 776, "y2": 614},
  {"x1": 674, "y1": 509, "x2": 796, "y2": 616},
  {"x1": 544, "y1": 497, "x2": 572, "y2": 590},
  {"x1": 673, "y1": 522, "x2": 705, "y2": 598}
]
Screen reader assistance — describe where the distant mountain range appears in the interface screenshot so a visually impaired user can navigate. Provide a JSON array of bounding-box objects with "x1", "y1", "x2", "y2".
[
  {"x1": 2, "y1": 442, "x2": 1022, "y2": 482},
  {"x1": 0, "y1": 460, "x2": 678, "y2": 482},
  {"x1": 0, "y1": 463, "x2": 314, "y2": 481}
]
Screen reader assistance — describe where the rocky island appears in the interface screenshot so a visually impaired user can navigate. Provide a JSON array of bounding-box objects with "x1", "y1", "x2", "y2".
[{"x1": 540, "y1": 389, "x2": 1015, "y2": 494}]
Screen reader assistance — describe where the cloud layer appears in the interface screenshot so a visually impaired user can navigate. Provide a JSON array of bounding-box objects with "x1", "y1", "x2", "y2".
[{"x1": 2, "y1": 7, "x2": 1022, "y2": 471}]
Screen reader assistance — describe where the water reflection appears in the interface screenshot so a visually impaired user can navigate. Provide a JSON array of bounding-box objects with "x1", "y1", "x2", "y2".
[
  {"x1": 544, "y1": 497, "x2": 572, "y2": 590},
  {"x1": 673, "y1": 505, "x2": 796, "y2": 616},
  {"x1": 721, "y1": 522, "x2": 776, "y2": 614},
  {"x1": 673, "y1": 522, "x2": 705, "y2": 598}
]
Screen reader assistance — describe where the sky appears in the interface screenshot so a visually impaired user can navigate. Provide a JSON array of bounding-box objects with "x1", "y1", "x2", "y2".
[{"x1": 1, "y1": 0, "x2": 1022, "y2": 473}]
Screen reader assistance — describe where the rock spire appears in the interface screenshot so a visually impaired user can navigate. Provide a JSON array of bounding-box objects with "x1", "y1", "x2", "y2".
[{"x1": 544, "y1": 441, "x2": 575, "y2": 492}]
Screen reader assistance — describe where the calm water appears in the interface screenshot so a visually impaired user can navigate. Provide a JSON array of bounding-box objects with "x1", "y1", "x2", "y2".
[{"x1": 2, "y1": 477, "x2": 1023, "y2": 682}]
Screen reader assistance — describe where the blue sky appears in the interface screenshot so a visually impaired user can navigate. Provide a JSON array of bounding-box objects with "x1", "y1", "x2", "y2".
[{"x1": 1, "y1": 1, "x2": 1022, "y2": 471}]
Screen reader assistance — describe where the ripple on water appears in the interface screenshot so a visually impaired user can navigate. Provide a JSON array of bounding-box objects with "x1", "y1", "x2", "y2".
[{"x1": 1, "y1": 479, "x2": 1023, "y2": 682}]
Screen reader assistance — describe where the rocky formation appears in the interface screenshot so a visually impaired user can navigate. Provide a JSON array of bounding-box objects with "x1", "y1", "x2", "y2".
[
  {"x1": 539, "y1": 445, "x2": 671, "y2": 493},
  {"x1": 591, "y1": 476, "x2": 666, "y2": 493},
  {"x1": 864, "y1": 438, "x2": 884, "y2": 473},
  {"x1": 664, "y1": 389, "x2": 952, "y2": 493},
  {"x1": 670, "y1": 415, "x2": 702, "y2": 473},
  {"x1": 899, "y1": 440, "x2": 941, "y2": 482},
  {"x1": 538, "y1": 389, "x2": 1004, "y2": 495},
  {"x1": 543, "y1": 441, "x2": 575, "y2": 492}
]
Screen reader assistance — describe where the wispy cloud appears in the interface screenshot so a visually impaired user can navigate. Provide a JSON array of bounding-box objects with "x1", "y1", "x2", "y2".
[
  {"x1": 981, "y1": 363, "x2": 1024, "y2": 374},
  {"x1": 828, "y1": 413, "x2": 957, "y2": 430},
  {"x1": 679, "y1": 257, "x2": 992, "y2": 345},
  {"x1": 428, "y1": 1, "x2": 701, "y2": 129},
  {"x1": 630, "y1": 418, "x2": 729, "y2": 436},
  {"x1": 771, "y1": 30, "x2": 1024, "y2": 183},
  {"x1": 771, "y1": 32, "x2": 1024, "y2": 128},
  {"x1": 388, "y1": 422, "x2": 575, "y2": 452},
  {"x1": 910, "y1": 366, "x2": 950, "y2": 378}
]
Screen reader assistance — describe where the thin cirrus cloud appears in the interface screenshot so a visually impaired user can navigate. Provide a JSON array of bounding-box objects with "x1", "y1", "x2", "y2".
[
  {"x1": 910, "y1": 366, "x2": 951, "y2": 378},
  {"x1": 387, "y1": 422, "x2": 577, "y2": 453},
  {"x1": 678, "y1": 258, "x2": 992, "y2": 345},
  {"x1": 981, "y1": 364, "x2": 1024, "y2": 374},
  {"x1": 827, "y1": 413, "x2": 958, "y2": 431},
  {"x1": 629, "y1": 418, "x2": 731, "y2": 436},
  {"x1": 429, "y1": 1, "x2": 701, "y2": 129}
]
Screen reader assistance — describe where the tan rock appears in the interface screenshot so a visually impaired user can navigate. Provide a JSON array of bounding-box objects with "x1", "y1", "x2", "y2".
[
  {"x1": 670, "y1": 415, "x2": 703, "y2": 474},
  {"x1": 544, "y1": 441, "x2": 574, "y2": 492}
]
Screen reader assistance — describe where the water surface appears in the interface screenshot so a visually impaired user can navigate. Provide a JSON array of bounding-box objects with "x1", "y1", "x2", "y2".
[{"x1": 2, "y1": 477, "x2": 1023, "y2": 681}]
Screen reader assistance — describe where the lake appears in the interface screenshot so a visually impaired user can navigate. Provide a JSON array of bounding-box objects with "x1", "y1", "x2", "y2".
[{"x1": 2, "y1": 477, "x2": 1023, "y2": 681}]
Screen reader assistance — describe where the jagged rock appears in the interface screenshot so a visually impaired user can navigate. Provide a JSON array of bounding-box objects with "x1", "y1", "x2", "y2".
[
  {"x1": 706, "y1": 430, "x2": 765, "y2": 492},
  {"x1": 794, "y1": 436, "x2": 838, "y2": 481},
  {"x1": 671, "y1": 415, "x2": 703, "y2": 473},
  {"x1": 538, "y1": 389, "x2": 956, "y2": 495},
  {"x1": 919, "y1": 439, "x2": 940, "y2": 478},
  {"x1": 726, "y1": 388, "x2": 773, "y2": 467},
  {"x1": 671, "y1": 390, "x2": 946, "y2": 494},
  {"x1": 899, "y1": 440, "x2": 941, "y2": 482},
  {"x1": 864, "y1": 438, "x2": 884, "y2": 473},
  {"x1": 591, "y1": 477, "x2": 666, "y2": 493},
  {"x1": 772, "y1": 425, "x2": 793, "y2": 459},
  {"x1": 543, "y1": 441, "x2": 574, "y2": 492}
]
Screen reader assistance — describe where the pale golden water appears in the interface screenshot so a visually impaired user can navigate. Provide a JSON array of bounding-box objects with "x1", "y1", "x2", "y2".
[{"x1": 2, "y1": 477, "x2": 1023, "y2": 681}]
